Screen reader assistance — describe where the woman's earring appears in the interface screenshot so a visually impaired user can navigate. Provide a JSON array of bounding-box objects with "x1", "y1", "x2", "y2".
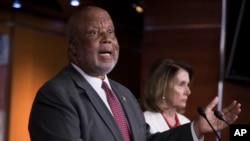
[{"x1": 162, "y1": 96, "x2": 165, "y2": 100}]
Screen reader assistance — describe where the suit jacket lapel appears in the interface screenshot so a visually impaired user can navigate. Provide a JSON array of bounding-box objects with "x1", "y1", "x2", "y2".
[{"x1": 65, "y1": 65, "x2": 124, "y2": 140}]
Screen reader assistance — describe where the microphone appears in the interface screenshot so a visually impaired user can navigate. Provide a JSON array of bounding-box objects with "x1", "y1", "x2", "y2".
[
  {"x1": 197, "y1": 107, "x2": 222, "y2": 141},
  {"x1": 214, "y1": 110, "x2": 230, "y2": 126}
]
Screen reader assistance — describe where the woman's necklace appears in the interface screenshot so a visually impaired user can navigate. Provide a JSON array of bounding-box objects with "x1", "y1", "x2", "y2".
[{"x1": 162, "y1": 112, "x2": 180, "y2": 129}]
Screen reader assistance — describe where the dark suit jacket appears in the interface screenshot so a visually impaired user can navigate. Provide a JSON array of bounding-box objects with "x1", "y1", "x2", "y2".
[{"x1": 28, "y1": 64, "x2": 194, "y2": 141}]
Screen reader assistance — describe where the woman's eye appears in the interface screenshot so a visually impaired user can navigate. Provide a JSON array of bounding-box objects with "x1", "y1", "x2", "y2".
[{"x1": 179, "y1": 82, "x2": 186, "y2": 87}]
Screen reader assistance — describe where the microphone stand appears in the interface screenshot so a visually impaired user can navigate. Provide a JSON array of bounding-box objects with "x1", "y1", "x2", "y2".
[{"x1": 197, "y1": 107, "x2": 222, "y2": 141}]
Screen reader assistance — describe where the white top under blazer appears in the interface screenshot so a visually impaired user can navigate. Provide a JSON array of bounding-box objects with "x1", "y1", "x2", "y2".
[{"x1": 144, "y1": 111, "x2": 191, "y2": 134}]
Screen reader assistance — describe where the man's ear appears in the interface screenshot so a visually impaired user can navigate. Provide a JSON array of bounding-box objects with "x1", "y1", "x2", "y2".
[{"x1": 68, "y1": 40, "x2": 77, "y2": 56}]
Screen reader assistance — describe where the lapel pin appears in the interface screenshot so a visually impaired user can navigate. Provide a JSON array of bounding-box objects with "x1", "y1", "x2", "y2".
[{"x1": 122, "y1": 96, "x2": 126, "y2": 101}]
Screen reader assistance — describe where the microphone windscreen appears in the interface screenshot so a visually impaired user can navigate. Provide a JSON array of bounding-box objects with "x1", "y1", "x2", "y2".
[
  {"x1": 214, "y1": 110, "x2": 224, "y2": 120},
  {"x1": 214, "y1": 110, "x2": 230, "y2": 126},
  {"x1": 197, "y1": 107, "x2": 206, "y2": 118}
]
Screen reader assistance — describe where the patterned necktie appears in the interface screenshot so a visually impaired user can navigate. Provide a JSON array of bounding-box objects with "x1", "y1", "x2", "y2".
[{"x1": 101, "y1": 81, "x2": 131, "y2": 141}]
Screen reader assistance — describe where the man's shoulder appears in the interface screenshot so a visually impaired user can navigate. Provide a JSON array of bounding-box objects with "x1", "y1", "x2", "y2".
[{"x1": 108, "y1": 79, "x2": 128, "y2": 90}]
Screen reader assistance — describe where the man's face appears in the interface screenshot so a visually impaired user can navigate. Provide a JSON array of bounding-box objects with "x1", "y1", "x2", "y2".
[{"x1": 72, "y1": 8, "x2": 119, "y2": 78}]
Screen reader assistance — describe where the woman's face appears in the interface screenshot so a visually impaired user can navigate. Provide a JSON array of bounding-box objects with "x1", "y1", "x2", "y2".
[{"x1": 165, "y1": 68, "x2": 191, "y2": 109}]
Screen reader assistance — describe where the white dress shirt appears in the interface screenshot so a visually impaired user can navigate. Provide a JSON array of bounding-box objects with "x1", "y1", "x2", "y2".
[{"x1": 71, "y1": 63, "x2": 112, "y2": 113}]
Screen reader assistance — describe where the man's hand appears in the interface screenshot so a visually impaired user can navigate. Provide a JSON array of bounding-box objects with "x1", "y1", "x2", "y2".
[{"x1": 193, "y1": 96, "x2": 241, "y2": 138}]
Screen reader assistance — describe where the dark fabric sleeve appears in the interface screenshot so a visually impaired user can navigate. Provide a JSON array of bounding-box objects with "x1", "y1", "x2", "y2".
[{"x1": 146, "y1": 123, "x2": 194, "y2": 141}]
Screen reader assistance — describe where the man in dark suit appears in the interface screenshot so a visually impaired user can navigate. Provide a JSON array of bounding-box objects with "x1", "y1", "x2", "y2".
[{"x1": 28, "y1": 6, "x2": 241, "y2": 141}]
